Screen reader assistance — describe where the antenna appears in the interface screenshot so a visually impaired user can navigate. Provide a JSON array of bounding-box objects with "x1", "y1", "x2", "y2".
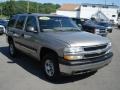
[{"x1": 105, "y1": 0, "x2": 106, "y2": 5}]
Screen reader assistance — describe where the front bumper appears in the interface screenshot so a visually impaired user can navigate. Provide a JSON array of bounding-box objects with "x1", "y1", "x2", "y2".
[
  {"x1": 0, "y1": 30, "x2": 4, "y2": 34},
  {"x1": 97, "y1": 33, "x2": 107, "y2": 37},
  {"x1": 59, "y1": 52, "x2": 113, "y2": 75}
]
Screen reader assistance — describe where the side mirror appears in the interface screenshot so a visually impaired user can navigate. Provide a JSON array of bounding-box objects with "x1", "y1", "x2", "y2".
[{"x1": 26, "y1": 26, "x2": 38, "y2": 33}]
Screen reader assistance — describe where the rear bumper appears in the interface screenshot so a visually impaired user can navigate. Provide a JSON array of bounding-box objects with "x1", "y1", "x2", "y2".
[{"x1": 59, "y1": 53, "x2": 113, "y2": 75}]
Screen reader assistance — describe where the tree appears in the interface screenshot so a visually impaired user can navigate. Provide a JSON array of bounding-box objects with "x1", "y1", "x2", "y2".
[
  {"x1": 3, "y1": 0, "x2": 16, "y2": 17},
  {"x1": 0, "y1": 1, "x2": 60, "y2": 17}
]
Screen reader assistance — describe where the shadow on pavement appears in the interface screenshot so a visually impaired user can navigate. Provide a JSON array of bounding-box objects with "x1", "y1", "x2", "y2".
[{"x1": 0, "y1": 46, "x2": 97, "y2": 84}]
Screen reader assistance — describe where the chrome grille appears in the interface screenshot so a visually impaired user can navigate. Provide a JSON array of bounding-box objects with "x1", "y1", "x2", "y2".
[
  {"x1": 99, "y1": 29, "x2": 106, "y2": 33},
  {"x1": 83, "y1": 44, "x2": 108, "y2": 59},
  {"x1": 84, "y1": 51, "x2": 106, "y2": 59},
  {"x1": 84, "y1": 44, "x2": 107, "y2": 51}
]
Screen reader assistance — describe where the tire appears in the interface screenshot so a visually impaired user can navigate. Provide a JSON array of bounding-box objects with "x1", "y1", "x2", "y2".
[
  {"x1": 9, "y1": 41, "x2": 17, "y2": 57},
  {"x1": 0, "y1": 33, "x2": 3, "y2": 35},
  {"x1": 118, "y1": 25, "x2": 120, "y2": 29},
  {"x1": 110, "y1": 30, "x2": 112, "y2": 33},
  {"x1": 42, "y1": 53, "x2": 60, "y2": 81},
  {"x1": 108, "y1": 30, "x2": 112, "y2": 33}
]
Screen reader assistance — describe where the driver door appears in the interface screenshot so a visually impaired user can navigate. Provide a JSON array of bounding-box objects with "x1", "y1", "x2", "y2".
[{"x1": 22, "y1": 16, "x2": 40, "y2": 58}]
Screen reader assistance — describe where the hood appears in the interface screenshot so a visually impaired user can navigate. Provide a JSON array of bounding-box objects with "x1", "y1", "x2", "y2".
[{"x1": 44, "y1": 31, "x2": 110, "y2": 47}]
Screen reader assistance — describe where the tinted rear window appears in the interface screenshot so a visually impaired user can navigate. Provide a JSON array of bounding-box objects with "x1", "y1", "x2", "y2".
[
  {"x1": 8, "y1": 15, "x2": 18, "y2": 27},
  {"x1": 15, "y1": 16, "x2": 26, "y2": 30}
]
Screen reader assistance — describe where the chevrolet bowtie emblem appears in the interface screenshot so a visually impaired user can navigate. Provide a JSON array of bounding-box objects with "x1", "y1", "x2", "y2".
[{"x1": 97, "y1": 50, "x2": 102, "y2": 54}]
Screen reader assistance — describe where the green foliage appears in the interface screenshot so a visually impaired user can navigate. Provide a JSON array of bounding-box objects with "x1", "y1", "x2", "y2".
[
  {"x1": 0, "y1": 1, "x2": 60, "y2": 17},
  {"x1": 0, "y1": 15, "x2": 8, "y2": 19},
  {"x1": 3, "y1": 0, "x2": 16, "y2": 17}
]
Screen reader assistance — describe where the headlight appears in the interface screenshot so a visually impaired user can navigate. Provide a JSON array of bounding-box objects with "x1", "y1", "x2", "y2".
[
  {"x1": 108, "y1": 42, "x2": 112, "y2": 48},
  {"x1": 106, "y1": 42, "x2": 112, "y2": 54},
  {"x1": 64, "y1": 47, "x2": 83, "y2": 53},
  {"x1": 64, "y1": 47, "x2": 84, "y2": 60}
]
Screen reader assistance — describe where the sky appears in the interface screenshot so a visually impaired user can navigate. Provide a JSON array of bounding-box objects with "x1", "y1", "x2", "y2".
[
  {"x1": 0, "y1": 0, "x2": 120, "y2": 6},
  {"x1": 29, "y1": 0, "x2": 120, "y2": 6}
]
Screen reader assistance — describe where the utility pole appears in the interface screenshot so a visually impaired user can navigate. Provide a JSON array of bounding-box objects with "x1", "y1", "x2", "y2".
[
  {"x1": 27, "y1": 0, "x2": 29, "y2": 13},
  {"x1": 105, "y1": 0, "x2": 106, "y2": 5},
  {"x1": 36, "y1": 3, "x2": 39, "y2": 13},
  {"x1": 0, "y1": 7, "x2": 2, "y2": 17}
]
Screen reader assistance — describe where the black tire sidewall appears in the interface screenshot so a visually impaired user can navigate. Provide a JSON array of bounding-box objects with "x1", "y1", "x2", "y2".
[
  {"x1": 9, "y1": 42, "x2": 16, "y2": 57},
  {"x1": 42, "y1": 54, "x2": 60, "y2": 81}
]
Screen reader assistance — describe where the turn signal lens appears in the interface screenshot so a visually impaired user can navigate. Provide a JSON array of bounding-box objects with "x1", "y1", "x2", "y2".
[{"x1": 64, "y1": 55, "x2": 83, "y2": 60}]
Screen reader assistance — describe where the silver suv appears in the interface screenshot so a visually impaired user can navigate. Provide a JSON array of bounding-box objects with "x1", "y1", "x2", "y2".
[{"x1": 7, "y1": 13, "x2": 113, "y2": 81}]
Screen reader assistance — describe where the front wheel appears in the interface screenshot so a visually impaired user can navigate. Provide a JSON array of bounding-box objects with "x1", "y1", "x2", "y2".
[
  {"x1": 42, "y1": 53, "x2": 60, "y2": 81},
  {"x1": 118, "y1": 25, "x2": 120, "y2": 29}
]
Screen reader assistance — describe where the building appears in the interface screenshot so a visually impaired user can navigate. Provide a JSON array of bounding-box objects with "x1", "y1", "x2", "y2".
[
  {"x1": 80, "y1": 3, "x2": 119, "y2": 24},
  {"x1": 56, "y1": 3, "x2": 119, "y2": 24},
  {"x1": 91, "y1": 11, "x2": 109, "y2": 22},
  {"x1": 56, "y1": 4, "x2": 80, "y2": 18}
]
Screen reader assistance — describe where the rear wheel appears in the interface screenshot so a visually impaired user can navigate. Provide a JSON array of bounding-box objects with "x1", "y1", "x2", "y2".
[
  {"x1": 42, "y1": 53, "x2": 60, "y2": 81},
  {"x1": 9, "y1": 41, "x2": 17, "y2": 57}
]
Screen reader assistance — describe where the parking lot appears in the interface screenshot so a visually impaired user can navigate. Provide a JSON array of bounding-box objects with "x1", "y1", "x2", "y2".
[{"x1": 0, "y1": 28, "x2": 120, "y2": 90}]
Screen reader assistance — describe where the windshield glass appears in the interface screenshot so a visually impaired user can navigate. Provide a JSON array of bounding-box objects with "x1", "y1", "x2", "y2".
[
  {"x1": 85, "y1": 20, "x2": 97, "y2": 26},
  {"x1": 97, "y1": 22, "x2": 111, "y2": 27},
  {"x1": 98, "y1": 22, "x2": 107, "y2": 26},
  {"x1": 38, "y1": 16, "x2": 80, "y2": 32}
]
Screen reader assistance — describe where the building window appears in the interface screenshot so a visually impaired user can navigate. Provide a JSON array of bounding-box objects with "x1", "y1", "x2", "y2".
[
  {"x1": 92, "y1": 5, "x2": 96, "y2": 8},
  {"x1": 83, "y1": 5, "x2": 87, "y2": 7},
  {"x1": 102, "y1": 6, "x2": 108, "y2": 8}
]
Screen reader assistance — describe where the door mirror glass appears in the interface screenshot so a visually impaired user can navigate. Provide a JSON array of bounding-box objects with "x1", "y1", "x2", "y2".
[{"x1": 26, "y1": 26, "x2": 38, "y2": 33}]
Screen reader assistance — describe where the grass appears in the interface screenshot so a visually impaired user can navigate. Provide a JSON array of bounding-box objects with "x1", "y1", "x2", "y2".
[{"x1": 0, "y1": 15, "x2": 8, "y2": 19}]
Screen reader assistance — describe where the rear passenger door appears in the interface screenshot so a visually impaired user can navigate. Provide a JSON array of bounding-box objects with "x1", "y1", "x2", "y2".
[{"x1": 9, "y1": 15, "x2": 27, "y2": 51}]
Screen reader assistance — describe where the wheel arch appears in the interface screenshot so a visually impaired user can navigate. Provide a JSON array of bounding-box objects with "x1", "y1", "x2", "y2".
[
  {"x1": 7, "y1": 36, "x2": 13, "y2": 44},
  {"x1": 40, "y1": 47, "x2": 58, "y2": 61}
]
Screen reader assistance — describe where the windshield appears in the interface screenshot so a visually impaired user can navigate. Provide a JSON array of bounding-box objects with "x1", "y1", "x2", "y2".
[
  {"x1": 38, "y1": 16, "x2": 80, "y2": 32},
  {"x1": 97, "y1": 22, "x2": 108, "y2": 26},
  {"x1": 85, "y1": 20, "x2": 97, "y2": 26},
  {"x1": 85, "y1": 20, "x2": 111, "y2": 27}
]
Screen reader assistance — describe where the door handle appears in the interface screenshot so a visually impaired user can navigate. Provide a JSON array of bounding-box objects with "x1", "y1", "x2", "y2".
[
  {"x1": 13, "y1": 33, "x2": 20, "y2": 37},
  {"x1": 24, "y1": 34, "x2": 32, "y2": 39}
]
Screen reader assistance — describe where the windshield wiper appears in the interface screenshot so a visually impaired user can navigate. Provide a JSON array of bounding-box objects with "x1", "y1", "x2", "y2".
[{"x1": 42, "y1": 27, "x2": 81, "y2": 32}]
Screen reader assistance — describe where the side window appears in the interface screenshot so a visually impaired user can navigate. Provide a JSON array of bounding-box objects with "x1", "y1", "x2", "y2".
[
  {"x1": 15, "y1": 16, "x2": 26, "y2": 30},
  {"x1": 25, "y1": 16, "x2": 38, "y2": 31},
  {"x1": 8, "y1": 15, "x2": 18, "y2": 27}
]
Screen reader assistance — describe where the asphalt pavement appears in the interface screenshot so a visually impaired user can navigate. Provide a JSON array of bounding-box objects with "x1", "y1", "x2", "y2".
[{"x1": 0, "y1": 28, "x2": 120, "y2": 90}]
